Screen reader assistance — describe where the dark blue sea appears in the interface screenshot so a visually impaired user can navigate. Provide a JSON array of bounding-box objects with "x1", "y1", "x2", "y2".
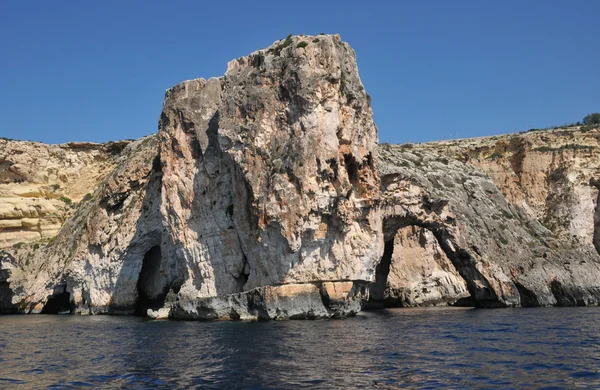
[{"x1": 1, "y1": 307, "x2": 599, "y2": 389}]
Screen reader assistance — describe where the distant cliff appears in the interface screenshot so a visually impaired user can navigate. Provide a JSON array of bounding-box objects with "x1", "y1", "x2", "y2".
[
  {"x1": 0, "y1": 139, "x2": 130, "y2": 247},
  {"x1": 411, "y1": 127, "x2": 600, "y2": 248},
  {"x1": 2, "y1": 35, "x2": 600, "y2": 319}
]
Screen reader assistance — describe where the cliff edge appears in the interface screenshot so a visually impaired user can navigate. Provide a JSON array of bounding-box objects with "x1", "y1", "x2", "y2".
[{"x1": 2, "y1": 35, "x2": 600, "y2": 319}]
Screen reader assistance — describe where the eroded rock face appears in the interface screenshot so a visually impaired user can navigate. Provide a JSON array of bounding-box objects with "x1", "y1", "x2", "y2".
[
  {"x1": 413, "y1": 127, "x2": 600, "y2": 247},
  {"x1": 378, "y1": 144, "x2": 600, "y2": 308},
  {"x1": 0, "y1": 139, "x2": 130, "y2": 247},
  {"x1": 170, "y1": 281, "x2": 368, "y2": 321},
  {"x1": 157, "y1": 34, "x2": 382, "y2": 303},
  {"x1": 2, "y1": 135, "x2": 162, "y2": 314},
  {"x1": 2, "y1": 34, "x2": 382, "y2": 318},
  {"x1": 3, "y1": 35, "x2": 600, "y2": 320}
]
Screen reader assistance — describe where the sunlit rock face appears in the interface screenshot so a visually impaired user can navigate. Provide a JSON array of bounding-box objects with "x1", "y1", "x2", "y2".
[
  {"x1": 368, "y1": 225, "x2": 470, "y2": 307},
  {"x1": 2, "y1": 34, "x2": 383, "y2": 318},
  {"x1": 1, "y1": 135, "x2": 163, "y2": 314},
  {"x1": 378, "y1": 144, "x2": 600, "y2": 308},
  {"x1": 0, "y1": 139, "x2": 130, "y2": 248},
  {"x1": 4, "y1": 36, "x2": 600, "y2": 320},
  {"x1": 413, "y1": 127, "x2": 600, "y2": 249},
  {"x1": 158, "y1": 34, "x2": 382, "y2": 303}
]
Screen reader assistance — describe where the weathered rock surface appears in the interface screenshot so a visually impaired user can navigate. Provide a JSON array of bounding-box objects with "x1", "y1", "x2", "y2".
[
  {"x1": 377, "y1": 143, "x2": 600, "y2": 307},
  {"x1": 158, "y1": 34, "x2": 380, "y2": 303},
  {"x1": 170, "y1": 281, "x2": 367, "y2": 321},
  {"x1": 413, "y1": 126, "x2": 600, "y2": 247},
  {"x1": 1, "y1": 34, "x2": 383, "y2": 319},
  {"x1": 368, "y1": 225, "x2": 470, "y2": 307},
  {"x1": 2, "y1": 36, "x2": 600, "y2": 320},
  {"x1": 0, "y1": 139, "x2": 130, "y2": 247},
  {"x1": 0, "y1": 252, "x2": 17, "y2": 313},
  {"x1": 2, "y1": 135, "x2": 162, "y2": 314}
]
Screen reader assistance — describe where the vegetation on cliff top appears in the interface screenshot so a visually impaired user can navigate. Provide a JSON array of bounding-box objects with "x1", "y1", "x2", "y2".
[
  {"x1": 583, "y1": 113, "x2": 600, "y2": 126},
  {"x1": 527, "y1": 112, "x2": 600, "y2": 133}
]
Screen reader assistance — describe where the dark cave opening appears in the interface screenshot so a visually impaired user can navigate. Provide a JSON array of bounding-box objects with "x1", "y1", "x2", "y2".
[
  {"x1": 366, "y1": 239, "x2": 394, "y2": 308},
  {"x1": 135, "y1": 246, "x2": 167, "y2": 316},
  {"x1": 41, "y1": 286, "x2": 72, "y2": 314},
  {"x1": 344, "y1": 154, "x2": 359, "y2": 186},
  {"x1": 0, "y1": 279, "x2": 16, "y2": 314}
]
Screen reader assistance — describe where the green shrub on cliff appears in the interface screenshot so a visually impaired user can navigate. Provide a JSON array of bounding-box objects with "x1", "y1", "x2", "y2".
[
  {"x1": 269, "y1": 34, "x2": 293, "y2": 56},
  {"x1": 59, "y1": 196, "x2": 73, "y2": 206},
  {"x1": 583, "y1": 113, "x2": 600, "y2": 125}
]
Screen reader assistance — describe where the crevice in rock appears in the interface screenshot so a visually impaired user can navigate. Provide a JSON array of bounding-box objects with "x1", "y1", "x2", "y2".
[
  {"x1": 135, "y1": 245, "x2": 167, "y2": 316},
  {"x1": 41, "y1": 284, "x2": 73, "y2": 314},
  {"x1": 366, "y1": 239, "x2": 394, "y2": 308},
  {"x1": 549, "y1": 279, "x2": 578, "y2": 306},
  {"x1": 343, "y1": 152, "x2": 375, "y2": 197},
  {"x1": 234, "y1": 253, "x2": 251, "y2": 290},
  {"x1": 514, "y1": 281, "x2": 539, "y2": 307},
  {"x1": 343, "y1": 153, "x2": 359, "y2": 187}
]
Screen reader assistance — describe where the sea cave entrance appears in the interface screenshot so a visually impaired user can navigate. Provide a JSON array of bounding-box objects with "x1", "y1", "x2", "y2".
[
  {"x1": 135, "y1": 246, "x2": 167, "y2": 316},
  {"x1": 41, "y1": 284, "x2": 73, "y2": 314}
]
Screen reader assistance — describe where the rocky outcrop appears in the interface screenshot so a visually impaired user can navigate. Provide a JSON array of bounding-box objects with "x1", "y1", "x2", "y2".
[
  {"x1": 158, "y1": 33, "x2": 380, "y2": 304},
  {"x1": 3, "y1": 35, "x2": 600, "y2": 320},
  {"x1": 0, "y1": 139, "x2": 130, "y2": 247},
  {"x1": 377, "y1": 144, "x2": 600, "y2": 308},
  {"x1": 170, "y1": 281, "x2": 368, "y2": 321},
  {"x1": 1, "y1": 34, "x2": 382, "y2": 318},
  {"x1": 1, "y1": 135, "x2": 162, "y2": 314},
  {"x1": 412, "y1": 127, "x2": 600, "y2": 247}
]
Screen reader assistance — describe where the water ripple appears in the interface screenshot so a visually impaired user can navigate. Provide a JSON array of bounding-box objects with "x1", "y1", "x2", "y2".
[{"x1": 1, "y1": 307, "x2": 600, "y2": 388}]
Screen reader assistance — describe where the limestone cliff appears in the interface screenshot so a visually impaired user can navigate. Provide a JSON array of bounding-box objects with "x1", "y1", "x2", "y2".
[
  {"x1": 413, "y1": 127, "x2": 600, "y2": 247},
  {"x1": 2, "y1": 35, "x2": 600, "y2": 319},
  {"x1": 0, "y1": 139, "x2": 130, "y2": 247},
  {"x1": 377, "y1": 143, "x2": 600, "y2": 308},
  {"x1": 1, "y1": 34, "x2": 381, "y2": 319}
]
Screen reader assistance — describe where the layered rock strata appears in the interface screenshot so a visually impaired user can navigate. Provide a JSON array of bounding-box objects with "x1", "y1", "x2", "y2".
[
  {"x1": 2, "y1": 36, "x2": 600, "y2": 320},
  {"x1": 0, "y1": 139, "x2": 130, "y2": 247},
  {"x1": 413, "y1": 126, "x2": 600, "y2": 247}
]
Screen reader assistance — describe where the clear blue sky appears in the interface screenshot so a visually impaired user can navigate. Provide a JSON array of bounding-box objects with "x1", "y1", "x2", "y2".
[{"x1": 1, "y1": 1, "x2": 599, "y2": 144}]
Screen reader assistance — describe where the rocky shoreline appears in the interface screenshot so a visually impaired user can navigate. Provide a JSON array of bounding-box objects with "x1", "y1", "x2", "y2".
[{"x1": 2, "y1": 34, "x2": 600, "y2": 320}]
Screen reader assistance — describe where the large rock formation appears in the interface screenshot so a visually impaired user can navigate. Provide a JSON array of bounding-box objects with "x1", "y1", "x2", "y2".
[
  {"x1": 377, "y1": 144, "x2": 600, "y2": 308},
  {"x1": 2, "y1": 35, "x2": 600, "y2": 319},
  {"x1": 1, "y1": 34, "x2": 382, "y2": 319},
  {"x1": 158, "y1": 33, "x2": 381, "y2": 302},
  {"x1": 413, "y1": 127, "x2": 600, "y2": 247}
]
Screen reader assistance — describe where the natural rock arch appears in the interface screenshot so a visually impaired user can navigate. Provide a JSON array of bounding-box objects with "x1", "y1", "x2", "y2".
[
  {"x1": 368, "y1": 218, "x2": 471, "y2": 308},
  {"x1": 376, "y1": 212, "x2": 509, "y2": 308}
]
